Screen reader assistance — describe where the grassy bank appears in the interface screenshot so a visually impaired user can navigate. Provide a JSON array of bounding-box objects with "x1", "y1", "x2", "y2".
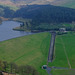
[
  {"x1": 51, "y1": 69, "x2": 75, "y2": 75},
  {"x1": 48, "y1": 32, "x2": 75, "y2": 75},
  {"x1": 13, "y1": 18, "x2": 32, "y2": 31},
  {"x1": 49, "y1": 32, "x2": 75, "y2": 68},
  {"x1": 60, "y1": 0, "x2": 75, "y2": 9},
  {"x1": 0, "y1": 4, "x2": 18, "y2": 11},
  {"x1": 13, "y1": 17, "x2": 75, "y2": 32},
  {"x1": 0, "y1": 32, "x2": 51, "y2": 75}
]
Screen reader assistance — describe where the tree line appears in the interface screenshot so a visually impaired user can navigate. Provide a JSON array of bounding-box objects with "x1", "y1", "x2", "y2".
[
  {"x1": 0, "y1": 5, "x2": 75, "y2": 30},
  {"x1": 0, "y1": 5, "x2": 14, "y2": 18},
  {"x1": 12, "y1": 5, "x2": 75, "y2": 31},
  {"x1": 0, "y1": 60, "x2": 39, "y2": 75},
  {"x1": 1, "y1": 5, "x2": 75, "y2": 22}
]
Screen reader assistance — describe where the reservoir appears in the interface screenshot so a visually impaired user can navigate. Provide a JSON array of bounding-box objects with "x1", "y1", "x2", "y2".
[{"x1": 0, "y1": 21, "x2": 32, "y2": 41}]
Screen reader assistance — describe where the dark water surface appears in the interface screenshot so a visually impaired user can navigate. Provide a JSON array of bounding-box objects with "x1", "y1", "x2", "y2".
[{"x1": 0, "y1": 21, "x2": 32, "y2": 41}]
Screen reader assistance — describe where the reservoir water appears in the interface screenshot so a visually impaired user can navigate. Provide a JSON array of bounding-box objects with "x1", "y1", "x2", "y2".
[{"x1": 0, "y1": 21, "x2": 32, "y2": 41}]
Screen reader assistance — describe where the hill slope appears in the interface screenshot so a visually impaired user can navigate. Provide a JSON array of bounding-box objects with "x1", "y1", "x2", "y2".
[
  {"x1": 0, "y1": 0, "x2": 75, "y2": 9},
  {"x1": 51, "y1": 0, "x2": 75, "y2": 9},
  {"x1": 0, "y1": 32, "x2": 51, "y2": 75},
  {"x1": 0, "y1": 0, "x2": 55, "y2": 6}
]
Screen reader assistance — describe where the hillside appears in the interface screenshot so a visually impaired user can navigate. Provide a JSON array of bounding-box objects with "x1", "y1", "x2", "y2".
[
  {"x1": 0, "y1": 4, "x2": 75, "y2": 31},
  {"x1": 49, "y1": 32, "x2": 75, "y2": 75},
  {"x1": 0, "y1": 32, "x2": 51, "y2": 75},
  {"x1": 0, "y1": 0, "x2": 75, "y2": 9},
  {"x1": 0, "y1": 0, "x2": 55, "y2": 6},
  {"x1": 13, "y1": 5, "x2": 75, "y2": 31},
  {"x1": 51, "y1": 0, "x2": 75, "y2": 9}
]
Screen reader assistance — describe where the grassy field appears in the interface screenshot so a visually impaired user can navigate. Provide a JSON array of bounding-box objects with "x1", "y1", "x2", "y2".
[
  {"x1": 60, "y1": 0, "x2": 75, "y2": 9},
  {"x1": 49, "y1": 32, "x2": 75, "y2": 68},
  {"x1": 0, "y1": 4, "x2": 18, "y2": 11},
  {"x1": 0, "y1": 32, "x2": 51, "y2": 75},
  {"x1": 48, "y1": 32, "x2": 75, "y2": 75},
  {"x1": 51, "y1": 69, "x2": 75, "y2": 75},
  {"x1": 54, "y1": 0, "x2": 75, "y2": 9}
]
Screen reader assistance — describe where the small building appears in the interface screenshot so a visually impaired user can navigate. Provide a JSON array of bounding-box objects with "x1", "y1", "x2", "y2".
[
  {"x1": 59, "y1": 28, "x2": 66, "y2": 33},
  {"x1": 42, "y1": 65, "x2": 47, "y2": 69}
]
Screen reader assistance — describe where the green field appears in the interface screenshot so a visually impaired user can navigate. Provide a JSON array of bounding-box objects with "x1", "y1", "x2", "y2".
[
  {"x1": 55, "y1": 0, "x2": 75, "y2": 9},
  {"x1": 60, "y1": 0, "x2": 75, "y2": 9},
  {"x1": 48, "y1": 32, "x2": 75, "y2": 75},
  {"x1": 0, "y1": 31, "x2": 75, "y2": 75},
  {"x1": 49, "y1": 32, "x2": 75, "y2": 68},
  {"x1": 0, "y1": 32, "x2": 51, "y2": 75},
  {"x1": 0, "y1": 4, "x2": 18, "y2": 11},
  {"x1": 51, "y1": 69, "x2": 75, "y2": 75}
]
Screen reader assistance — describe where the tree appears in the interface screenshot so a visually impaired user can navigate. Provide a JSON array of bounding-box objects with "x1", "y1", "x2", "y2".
[
  {"x1": 9, "y1": 62, "x2": 18, "y2": 74},
  {"x1": 19, "y1": 65, "x2": 39, "y2": 75},
  {"x1": 0, "y1": 60, "x2": 4, "y2": 71},
  {"x1": 0, "y1": 18, "x2": 2, "y2": 24},
  {"x1": 0, "y1": 8, "x2": 4, "y2": 16},
  {"x1": 3, "y1": 61, "x2": 8, "y2": 72}
]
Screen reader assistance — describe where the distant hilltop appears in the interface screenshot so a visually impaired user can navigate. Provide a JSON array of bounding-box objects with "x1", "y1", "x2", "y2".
[
  {"x1": 0, "y1": 0, "x2": 75, "y2": 9},
  {"x1": 0, "y1": 0, "x2": 74, "y2": 7},
  {"x1": 0, "y1": 0, "x2": 54, "y2": 6}
]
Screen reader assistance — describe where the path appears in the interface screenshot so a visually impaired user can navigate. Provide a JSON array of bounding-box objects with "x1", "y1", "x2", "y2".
[
  {"x1": 46, "y1": 67, "x2": 52, "y2": 75},
  {"x1": 46, "y1": 31, "x2": 56, "y2": 75},
  {"x1": 46, "y1": 32, "x2": 70, "y2": 75},
  {"x1": 48, "y1": 31, "x2": 56, "y2": 62},
  {"x1": 46, "y1": 32, "x2": 72, "y2": 75}
]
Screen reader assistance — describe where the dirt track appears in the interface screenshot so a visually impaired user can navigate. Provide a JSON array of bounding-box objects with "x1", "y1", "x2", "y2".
[{"x1": 48, "y1": 32, "x2": 56, "y2": 62}]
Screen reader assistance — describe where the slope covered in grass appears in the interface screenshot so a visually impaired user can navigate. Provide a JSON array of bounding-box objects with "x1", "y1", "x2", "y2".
[
  {"x1": 59, "y1": 0, "x2": 75, "y2": 9},
  {"x1": 51, "y1": 0, "x2": 75, "y2": 9},
  {"x1": 49, "y1": 32, "x2": 75, "y2": 69},
  {"x1": 51, "y1": 69, "x2": 75, "y2": 75},
  {"x1": 60, "y1": 33, "x2": 75, "y2": 68},
  {"x1": 0, "y1": 32, "x2": 51, "y2": 75}
]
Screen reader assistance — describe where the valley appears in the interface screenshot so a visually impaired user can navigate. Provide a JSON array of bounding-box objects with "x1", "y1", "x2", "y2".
[{"x1": 0, "y1": 0, "x2": 75, "y2": 75}]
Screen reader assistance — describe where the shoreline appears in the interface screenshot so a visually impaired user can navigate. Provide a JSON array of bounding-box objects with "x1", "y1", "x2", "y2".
[
  {"x1": 12, "y1": 18, "x2": 32, "y2": 32},
  {"x1": 0, "y1": 17, "x2": 32, "y2": 32}
]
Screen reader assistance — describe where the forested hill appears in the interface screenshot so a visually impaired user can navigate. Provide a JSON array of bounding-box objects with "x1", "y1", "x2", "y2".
[
  {"x1": 51, "y1": 0, "x2": 75, "y2": 9},
  {"x1": 1, "y1": 4, "x2": 75, "y2": 24},
  {"x1": 0, "y1": 5, "x2": 14, "y2": 18},
  {"x1": 14, "y1": 5, "x2": 75, "y2": 23},
  {"x1": 0, "y1": 5, "x2": 75, "y2": 30}
]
